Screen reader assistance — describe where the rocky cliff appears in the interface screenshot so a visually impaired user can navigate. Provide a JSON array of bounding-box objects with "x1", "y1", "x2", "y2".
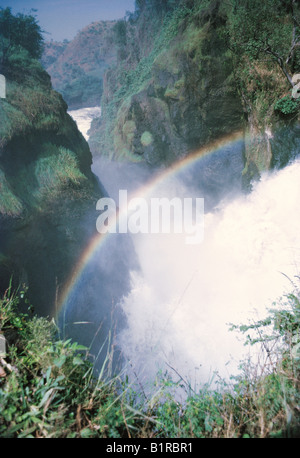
[
  {"x1": 0, "y1": 10, "x2": 102, "y2": 317},
  {"x1": 89, "y1": 2, "x2": 244, "y2": 165},
  {"x1": 89, "y1": 0, "x2": 300, "y2": 182}
]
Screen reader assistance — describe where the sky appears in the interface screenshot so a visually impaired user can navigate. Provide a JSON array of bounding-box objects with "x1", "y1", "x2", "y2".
[{"x1": 1, "y1": 0, "x2": 136, "y2": 41}]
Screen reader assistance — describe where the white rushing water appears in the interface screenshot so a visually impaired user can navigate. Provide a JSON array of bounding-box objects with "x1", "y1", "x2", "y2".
[
  {"x1": 71, "y1": 110, "x2": 300, "y2": 393},
  {"x1": 116, "y1": 160, "x2": 300, "y2": 391},
  {"x1": 68, "y1": 106, "x2": 101, "y2": 140}
]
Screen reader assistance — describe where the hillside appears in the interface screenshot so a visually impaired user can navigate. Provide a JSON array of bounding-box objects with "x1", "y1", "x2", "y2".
[
  {"x1": 0, "y1": 8, "x2": 102, "y2": 316},
  {"x1": 41, "y1": 39, "x2": 68, "y2": 68},
  {"x1": 42, "y1": 21, "x2": 117, "y2": 109},
  {"x1": 89, "y1": 0, "x2": 300, "y2": 185}
]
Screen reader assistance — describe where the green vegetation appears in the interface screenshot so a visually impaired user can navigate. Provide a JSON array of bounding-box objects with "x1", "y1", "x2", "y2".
[
  {"x1": 0, "y1": 169, "x2": 23, "y2": 217},
  {"x1": 31, "y1": 144, "x2": 89, "y2": 206},
  {"x1": 274, "y1": 96, "x2": 300, "y2": 115},
  {"x1": 112, "y1": 2, "x2": 201, "y2": 102},
  {"x1": 224, "y1": 0, "x2": 300, "y2": 125},
  {"x1": 0, "y1": 85, "x2": 91, "y2": 214},
  {"x1": 34, "y1": 146, "x2": 87, "y2": 191},
  {"x1": 0, "y1": 81, "x2": 63, "y2": 147},
  {"x1": 226, "y1": 0, "x2": 300, "y2": 88},
  {"x1": 0, "y1": 7, "x2": 98, "y2": 326},
  {"x1": 90, "y1": 0, "x2": 300, "y2": 173},
  {"x1": 1, "y1": 282, "x2": 299, "y2": 438},
  {"x1": 0, "y1": 8, "x2": 94, "y2": 217},
  {"x1": 42, "y1": 21, "x2": 117, "y2": 109},
  {"x1": 0, "y1": 138, "x2": 92, "y2": 216},
  {"x1": 0, "y1": 7, "x2": 44, "y2": 63},
  {"x1": 59, "y1": 71, "x2": 104, "y2": 109},
  {"x1": 0, "y1": 286, "x2": 149, "y2": 438},
  {"x1": 90, "y1": 0, "x2": 212, "y2": 159}
]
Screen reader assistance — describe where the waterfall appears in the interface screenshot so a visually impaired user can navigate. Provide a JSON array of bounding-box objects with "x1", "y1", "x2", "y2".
[
  {"x1": 70, "y1": 110, "x2": 300, "y2": 393},
  {"x1": 68, "y1": 107, "x2": 101, "y2": 140},
  {"x1": 117, "y1": 159, "x2": 300, "y2": 390}
]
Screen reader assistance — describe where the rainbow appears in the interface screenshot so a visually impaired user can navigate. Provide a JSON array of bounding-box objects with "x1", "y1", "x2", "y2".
[{"x1": 56, "y1": 129, "x2": 245, "y2": 319}]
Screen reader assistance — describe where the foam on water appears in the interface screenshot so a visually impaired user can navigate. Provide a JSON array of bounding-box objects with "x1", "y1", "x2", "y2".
[
  {"x1": 59, "y1": 109, "x2": 300, "y2": 391},
  {"x1": 68, "y1": 107, "x2": 101, "y2": 140},
  {"x1": 117, "y1": 160, "x2": 300, "y2": 389}
]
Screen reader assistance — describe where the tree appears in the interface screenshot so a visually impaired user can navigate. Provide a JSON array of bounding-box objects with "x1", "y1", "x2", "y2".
[
  {"x1": 113, "y1": 19, "x2": 127, "y2": 47},
  {"x1": 227, "y1": 0, "x2": 300, "y2": 88},
  {"x1": 0, "y1": 7, "x2": 44, "y2": 67}
]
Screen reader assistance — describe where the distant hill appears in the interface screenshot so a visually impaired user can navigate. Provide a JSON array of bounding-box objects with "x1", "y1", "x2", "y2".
[{"x1": 42, "y1": 21, "x2": 117, "y2": 109}]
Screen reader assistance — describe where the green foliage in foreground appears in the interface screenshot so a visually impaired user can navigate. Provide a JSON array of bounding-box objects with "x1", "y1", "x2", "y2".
[{"x1": 0, "y1": 283, "x2": 299, "y2": 438}]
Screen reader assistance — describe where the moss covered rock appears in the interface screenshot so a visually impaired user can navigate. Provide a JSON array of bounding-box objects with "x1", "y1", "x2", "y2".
[
  {"x1": 0, "y1": 43, "x2": 101, "y2": 317},
  {"x1": 90, "y1": 3, "x2": 244, "y2": 165}
]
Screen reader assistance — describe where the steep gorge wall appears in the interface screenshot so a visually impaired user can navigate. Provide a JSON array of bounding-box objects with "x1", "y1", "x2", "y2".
[
  {"x1": 42, "y1": 21, "x2": 117, "y2": 110},
  {"x1": 0, "y1": 51, "x2": 102, "y2": 317},
  {"x1": 89, "y1": 1, "x2": 300, "y2": 184},
  {"x1": 234, "y1": 57, "x2": 300, "y2": 187},
  {"x1": 89, "y1": 4, "x2": 245, "y2": 165}
]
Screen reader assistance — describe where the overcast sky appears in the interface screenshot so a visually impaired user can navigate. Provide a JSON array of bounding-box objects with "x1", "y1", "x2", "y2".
[{"x1": 1, "y1": 0, "x2": 136, "y2": 41}]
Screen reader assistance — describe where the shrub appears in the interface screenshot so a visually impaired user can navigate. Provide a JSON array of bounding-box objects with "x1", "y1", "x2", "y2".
[
  {"x1": 0, "y1": 7, "x2": 44, "y2": 62},
  {"x1": 1, "y1": 283, "x2": 299, "y2": 438},
  {"x1": 0, "y1": 168, "x2": 23, "y2": 217},
  {"x1": 274, "y1": 96, "x2": 299, "y2": 115},
  {"x1": 0, "y1": 287, "x2": 144, "y2": 438},
  {"x1": 34, "y1": 145, "x2": 87, "y2": 196}
]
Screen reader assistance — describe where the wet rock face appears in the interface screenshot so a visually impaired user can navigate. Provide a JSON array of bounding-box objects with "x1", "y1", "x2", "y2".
[
  {"x1": 0, "y1": 175, "x2": 101, "y2": 318},
  {"x1": 0, "y1": 65, "x2": 102, "y2": 317},
  {"x1": 241, "y1": 119, "x2": 300, "y2": 191},
  {"x1": 1, "y1": 192, "x2": 99, "y2": 317},
  {"x1": 96, "y1": 14, "x2": 244, "y2": 166},
  {"x1": 270, "y1": 123, "x2": 300, "y2": 169}
]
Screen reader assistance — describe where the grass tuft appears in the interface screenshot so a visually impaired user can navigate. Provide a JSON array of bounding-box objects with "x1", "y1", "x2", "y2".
[{"x1": 0, "y1": 282, "x2": 300, "y2": 438}]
